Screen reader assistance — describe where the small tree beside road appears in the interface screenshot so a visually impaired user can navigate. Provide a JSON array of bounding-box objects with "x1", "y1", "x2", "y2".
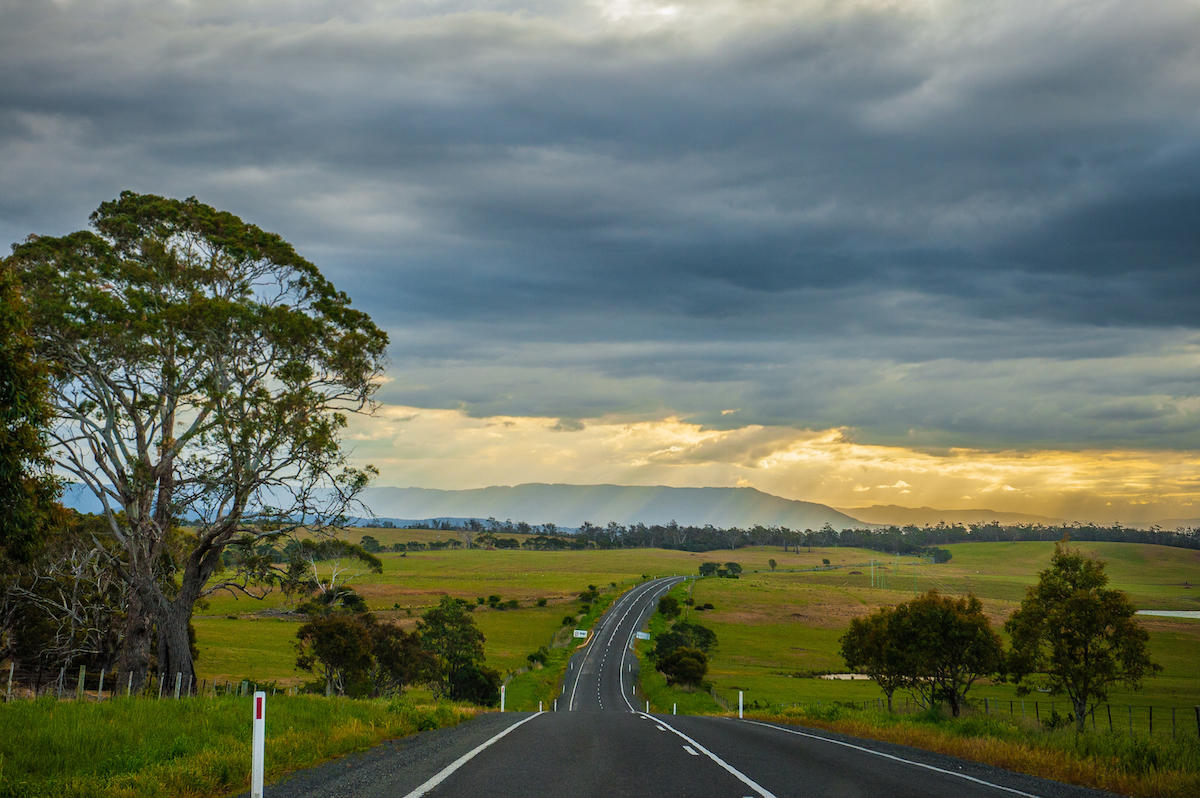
[
  {"x1": 1005, "y1": 541, "x2": 1160, "y2": 732},
  {"x1": 840, "y1": 607, "x2": 907, "y2": 711},
  {"x1": 841, "y1": 591, "x2": 1002, "y2": 716}
]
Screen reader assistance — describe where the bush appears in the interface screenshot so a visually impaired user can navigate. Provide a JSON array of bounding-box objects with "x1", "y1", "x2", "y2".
[
  {"x1": 657, "y1": 595, "x2": 681, "y2": 618},
  {"x1": 659, "y1": 647, "x2": 707, "y2": 686},
  {"x1": 448, "y1": 664, "x2": 501, "y2": 705},
  {"x1": 562, "y1": 615, "x2": 576, "y2": 626},
  {"x1": 536, "y1": 597, "x2": 548, "y2": 607}
]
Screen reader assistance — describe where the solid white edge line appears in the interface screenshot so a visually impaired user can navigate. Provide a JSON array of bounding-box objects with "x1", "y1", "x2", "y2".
[
  {"x1": 401, "y1": 712, "x2": 543, "y2": 798},
  {"x1": 738, "y1": 719, "x2": 1042, "y2": 798},
  {"x1": 638, "y1": 712, "x2": 777, "y2": 798}
]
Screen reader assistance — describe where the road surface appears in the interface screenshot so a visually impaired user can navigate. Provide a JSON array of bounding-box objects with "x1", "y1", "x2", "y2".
[{"x1": 263, "y1": 576, "x2": 1114, "y2": 798}]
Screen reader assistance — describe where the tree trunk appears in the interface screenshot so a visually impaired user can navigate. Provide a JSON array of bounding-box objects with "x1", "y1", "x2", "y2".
[
  {"x1": 885, "y1": 690, "x2": 894, "y2": 712},
  {"x1": 157, "y1": 597, "x2": 196, "y2": 689},
  {"x1": 118, "y1": 587, "x2": 152, "y2": 693},
  {"x1": 1073, "y1": 697, "x2": 1088, "y2": 733}
]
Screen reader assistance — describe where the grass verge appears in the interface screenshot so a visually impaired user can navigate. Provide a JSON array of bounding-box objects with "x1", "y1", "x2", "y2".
[
  {"x1": 744, "y1": 704, "x2": 1200, "y2": 798},
  {"x1": 0, "y1": 695, "x2": 474, "y2": 798}
]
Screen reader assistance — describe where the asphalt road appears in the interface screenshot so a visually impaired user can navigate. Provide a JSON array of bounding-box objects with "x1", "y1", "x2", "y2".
[{"x1": 263, "y1": 577, "x2": 1117, "y2": 798}]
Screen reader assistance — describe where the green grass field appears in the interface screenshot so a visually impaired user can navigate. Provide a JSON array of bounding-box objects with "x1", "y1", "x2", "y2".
[
  {"x1": 193, "y1": 537, "x2": 1200, "y2": 735},
  {"x1": 194, "y1": 539, "x2": 883, "y2": 686},
  {"x1": 0, "y1": 695, "x2": 473, "y2": 798},
  {"x1": 638, "y1": 542, "x2": 1200, "y2": 734},
  {"x1": 11, "y1": 537, "x2": 1198, "y2": 797}
]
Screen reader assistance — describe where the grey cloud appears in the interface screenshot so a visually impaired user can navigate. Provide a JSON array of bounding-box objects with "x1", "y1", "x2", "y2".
[{"x1": 3, "y1": 1, "x2": 1199, "y2": 452}]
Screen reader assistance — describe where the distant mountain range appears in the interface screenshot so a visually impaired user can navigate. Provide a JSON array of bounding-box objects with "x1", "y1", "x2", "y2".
[
  {"x1": 59, "y1": 482, "x2": 1191, "y2": 531},
  {"x1": 356, "y1": 484, "x2": 863, "y2": 530},
  {"x1": 837, "y1": 504, "x2": 1067, "y2": 527}
]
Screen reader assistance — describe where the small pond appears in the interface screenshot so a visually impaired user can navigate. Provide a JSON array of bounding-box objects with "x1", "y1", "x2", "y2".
[{"x1": 1136, "y1": 610, "x2": 1200, "y2": 619}]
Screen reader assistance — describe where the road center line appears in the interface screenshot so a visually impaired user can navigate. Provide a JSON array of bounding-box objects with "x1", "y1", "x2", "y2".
[
  {"x1": 738, "y1": 720, "x2": 1042, "y2": 798},
  {"x1": 568, "y1": 577, "x2": 664, "y2": 710},
  {"x1": 637, "y1": 712, "x2": 777, "y2": 798},
  {"x1": 400, "y1": 713, "x2": 543, "y2": 798}
]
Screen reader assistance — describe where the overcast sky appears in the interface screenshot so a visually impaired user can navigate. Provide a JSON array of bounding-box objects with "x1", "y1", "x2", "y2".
[{"x1": 3, "y1": 0, "x2": 1199, "y2": 522}]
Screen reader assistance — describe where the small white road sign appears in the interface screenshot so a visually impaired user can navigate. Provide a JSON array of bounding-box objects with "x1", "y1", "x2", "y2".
[
  {"x1": 573, "y1": 629, "x2": 588, "y2": 638},
  {"x1": 635, "y1": 631, "x2": 650, "y2": 640}
]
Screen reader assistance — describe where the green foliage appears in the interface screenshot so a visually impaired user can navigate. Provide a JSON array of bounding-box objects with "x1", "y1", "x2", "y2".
[
  {"x1": 447, "y1": 664, "x2": 501, "y2": 706},
  {"x1": 840, "y1": 606, "x2": 907, "y2": 710},
  {"x1": 8, "y1": 191, "x2": 388, "y2": 685},
  {"x1": 894, "y1": 591, "x2": 1003, "y2": 717},
  {"x1": 657, "y1": 595, "x2": 681, "y2": 618},
  {"x1": 0, "y1": 259, "x2": 57, "y2": 565},
  {"x1": 1006, "y1": 541, "x2": 1161, "y2": 731},
  {"x1": 652, "y1": 617, "x2": 718, "y2": 693},
  {"x1": 659, "y1": 646, "x2": 708, "y2": 686},
  {"x1": 842, "y1": 591, "x2": 1002, "y2": 717},
  {"x1": 295, "y1": 612, "x2": 430, "y2": 698},
  {"x1": 295, "y1": 614, "x2": 374, "y2": 696},
  {"x1": 418, "y1": 596, "x2": 495, "y2": 703},
  {"x1": 768, "y1": 558, "x2": 777, "y2": 571},
  {"x1": 927, "y1": 547, "x2": 953, "y2": 563},
  {"x1": 699, "y1": 561, "x2": 720, "y2": 577}
]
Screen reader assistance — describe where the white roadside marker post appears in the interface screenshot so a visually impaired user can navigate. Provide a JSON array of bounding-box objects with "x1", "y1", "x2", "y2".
[
  {"x1": 645, "y1": 700, "x2": 649, "y2": 713},
  {"x1": 539, "y1": 701, "x2": 543, "y2": 712},
  {"x1": 500, "y1": 684, "x2": 505, "y2": 712},
  {"x1": 673, "y1": 703, "x2": 677, "y2": 715},
  {"x1": 251, "y1": 691, "x2": 266, "y2": 798},
  {"x1": 553, "y1": 698, "x2": 557, "y2": 711}
]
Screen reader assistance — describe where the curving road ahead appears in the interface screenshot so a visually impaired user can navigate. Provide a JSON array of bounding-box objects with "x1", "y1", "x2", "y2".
[{"x1": 262, "y1": 577, "x2": 1114, "y2": 798}]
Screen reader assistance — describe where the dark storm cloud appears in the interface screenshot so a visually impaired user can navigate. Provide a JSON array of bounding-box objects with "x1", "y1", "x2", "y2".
[{"x1": 2, "y1": 0, "x2": 1199, "y2": 449}]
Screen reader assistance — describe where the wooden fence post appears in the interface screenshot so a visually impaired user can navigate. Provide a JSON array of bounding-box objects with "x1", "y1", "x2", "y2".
[
  {"x1": 5, "y1": 661, "x2": 12, "y2": 702},
  {"x1": 1106, "y1": 704, "x2": 1113, "y2": 732},
  {"x1": 77, "y1": 665, "x2": 86, "y2": 700}
]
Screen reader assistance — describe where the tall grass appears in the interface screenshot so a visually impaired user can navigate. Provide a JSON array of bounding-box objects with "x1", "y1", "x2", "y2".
[{"x1": 0, "y1": 695, "x2": 473, "y2": 798}]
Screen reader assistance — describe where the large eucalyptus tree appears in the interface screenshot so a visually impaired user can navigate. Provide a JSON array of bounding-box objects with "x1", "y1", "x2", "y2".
[{"x1": 9, "y1": 192, "x2": 388, "y2": 688}]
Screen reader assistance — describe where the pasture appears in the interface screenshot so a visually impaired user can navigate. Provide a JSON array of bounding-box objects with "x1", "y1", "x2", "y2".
[
  {"x1": 193, "y1": 535, "x2": 1200, "y2": 729},
  {"x1": 644, "y1": 541, "x2": 1200, "y2": 731}
]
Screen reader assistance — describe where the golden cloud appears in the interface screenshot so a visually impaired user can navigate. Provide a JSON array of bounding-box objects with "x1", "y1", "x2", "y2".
[{"x1": 346, "y1": 405, "x2": 1200, "y2": 524}]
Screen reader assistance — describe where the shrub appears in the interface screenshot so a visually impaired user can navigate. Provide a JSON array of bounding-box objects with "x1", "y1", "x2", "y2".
[{"x1": 659, "y1": 647, "x2": 707, "y2": 686}]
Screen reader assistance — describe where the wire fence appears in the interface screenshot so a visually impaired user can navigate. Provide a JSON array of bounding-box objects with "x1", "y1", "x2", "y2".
[
  {"x1": 1, "y1": 661, "x2": 300, "y2": 703},
  {"x1": 710, "y1": 686, "x2": 1200, "y2": 740}
]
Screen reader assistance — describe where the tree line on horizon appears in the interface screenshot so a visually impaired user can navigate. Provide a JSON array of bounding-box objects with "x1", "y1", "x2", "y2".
[{"x1": 383, "y1": 516, "x2": 1200, "y2": 555}]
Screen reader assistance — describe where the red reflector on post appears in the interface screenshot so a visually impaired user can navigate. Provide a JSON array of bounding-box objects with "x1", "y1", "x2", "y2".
[{"x1": 256, "y1": 696, "x2": 263, "y2": 720}]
